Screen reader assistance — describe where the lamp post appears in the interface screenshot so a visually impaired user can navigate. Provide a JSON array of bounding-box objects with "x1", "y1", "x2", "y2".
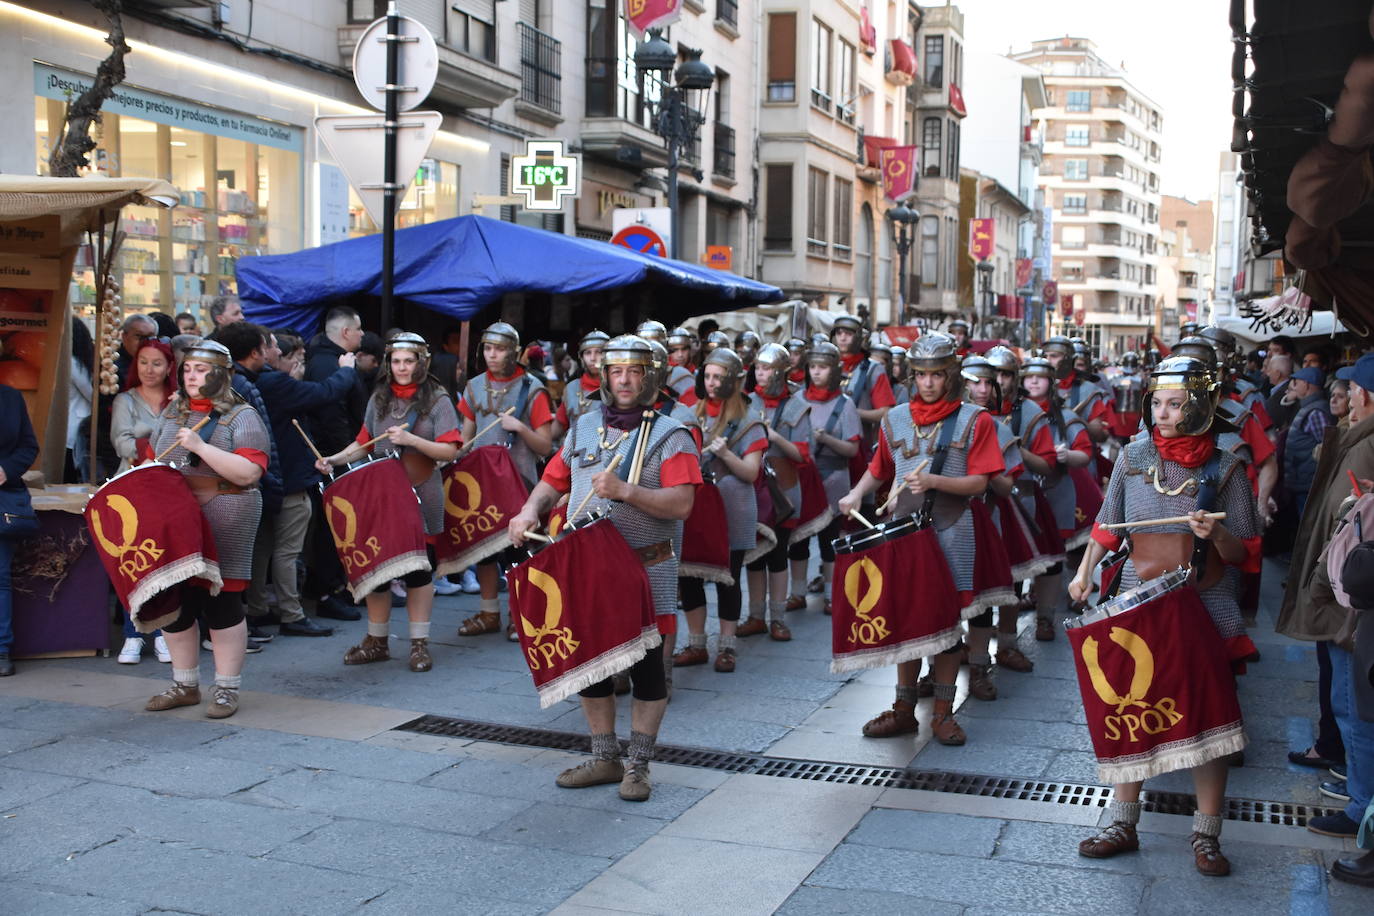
[
  {"x1": 886, "y1": 203, "x2": 920, "y2": 323},
  {"x1": 976, "y1": 259, "x2": 995, "y2": 328},
  {"x1": 635, "y1": 30, "x2": 715, "y2": 262}
]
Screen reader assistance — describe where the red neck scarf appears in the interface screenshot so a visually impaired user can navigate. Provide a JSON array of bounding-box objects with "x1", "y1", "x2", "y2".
[
  {"x1": 1030, "y1": 394, "x2": 1053, "y2": 411},
  {"x1": 1151, "y1": 429, "x2": 1215, "y2": 467},
  {"x1": 841, "y1": 352, "x2": 865, "y2": 373},
  {"x1": 579, "y1": 373, "x2": 600, "y2": 391},
  {"x1": 390, "y1": 382, "x2": 418, "y2": 400},
  {"x1": 806, "y1": 384, "x2": 841, "y2": 402},
  {"x1": 910, "y1": 398, "x2": 961, "y2": 426},
  {"x1": 1057, "y1": 370, "x2": 1076, "y2": 391},
  {"x1": 989, "y1": 398, "x2": 1013, "y2": 417},
  {"x1": 704, "y1": 398, "x2": 724, "y2": 417},
  {"x1": 788, "y1": 368, "x2": 806, "y2": 382},
  {"x1": 758, "y1": 392, "x2": 785, "y2": 408},
  {"x1": 188, "y1": 397, "x2": 215, "y2": 414},
  {"x1": 488, "y1": 366, "x2": 525, "y2": 383}
]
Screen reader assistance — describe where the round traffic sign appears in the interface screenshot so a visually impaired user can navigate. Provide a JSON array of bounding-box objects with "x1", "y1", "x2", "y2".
[
  {"x1": 611, "y1": 224, "x2": 667, "y2": 257},
  {"x1": 353, "y1": 15, "x2": 438, "y2": 112}
]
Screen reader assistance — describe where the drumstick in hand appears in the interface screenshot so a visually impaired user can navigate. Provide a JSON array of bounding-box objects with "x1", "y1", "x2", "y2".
[
  {"x1": 879, "y1": 459, "x2": 931, "y2": 515},
  {"x1": 460, "y1": 407, "x2": 515, "y2": 454},
  {"x1": 1099, "y1": 511, "x2": 1226, "y2": 531},
  {"x1": 571, "y1": 452, "x2": 626, "y2": 522},
  {"x1": 847, "y1": 509, "x2": 876, "y2": 530},
  {"x1": 154, "y1": 416, "x2": 211, "y2": 462},
  {"x1": 359, "y1": 422, "x2": 410, "y2": 451},
  {"x1": 292, "y1": 419, "x2": 325, "y2": 462}
]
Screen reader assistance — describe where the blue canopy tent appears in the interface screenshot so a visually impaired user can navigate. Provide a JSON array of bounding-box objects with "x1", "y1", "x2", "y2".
[{"x1": 235, "y1": 215, "x2": 783, "y2": 339}]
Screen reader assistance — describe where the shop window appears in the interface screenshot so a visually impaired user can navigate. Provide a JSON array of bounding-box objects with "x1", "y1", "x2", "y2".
[{"x1": 350, "y1": 158, "x2": 460, "y2": 237}]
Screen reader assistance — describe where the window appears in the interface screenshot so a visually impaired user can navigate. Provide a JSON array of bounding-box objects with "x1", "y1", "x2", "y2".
[
  {"x1": 855, "y1": 203, "x2": 873, "y2": 299},
  {"x1": 1063, "y1": 193, "x2": 1087, "y2": 214},
  {"x1": 717, "y1": 0, "x2": 738, "y2": 28},
  {"x1": 1064, "y1": 158, "x2": 1088, "y2": 180},
  {"x1": 452, "y1": 1, "x2": 497, "y2": 62},
  {"x1": 713, "y1": 70, "x2": 734, "y2": 178},
  {"x1": 1062, "y1": 261, "x2": 1084, "y2": 281},
  {"x1": 807, "y1": 167, "x2": 828, "y2": 256},
  {"x1": 833, "y1": 178, "x2": 853, "y2": 259},
  {"x1": 924, "y1": 35, "x2": 943, "y2": 88},
  {"x1": 836, "y1": 39, "x2": 857, "y2": 123},
  {"x1": 944, "y1": 216, "x2": 957, "y2": 290},
  {"x1": 921, "y1": 217, "x2": 939, "y2": 286},
  {"x1": 766, "y1": 13, "x2": 796, "y2": 102},
  {"x1": 1066, "y1": 90, "x2": 1091, "y2": 112},
  {"x1": 585, "y1": 5, "x2": 658, "y2": 127},
  {"x1": 1061, "y1": 225, "x2": 1086, "y2": 248},
  {"x1": 922, "y1": 117, "x2": 942, "y2": 177},
  {"x1": 349, "y1": 0, "x2": 385, "y2": 24},
  {"x1": 945, "y1": 119, "x2": 960, "y2": 182},
  {"x1": 878, "y1": 215, "x2": 893, "y2": 301},
  {"x1": 811, "y1": 19, "x2": 833, "y2": 111},
  {"x1": 764, "y1": 164, "x2": 793, "y2": 250},
  {"x1": 1065, "y1": 126, "x2": 1090, "y2": 147}
]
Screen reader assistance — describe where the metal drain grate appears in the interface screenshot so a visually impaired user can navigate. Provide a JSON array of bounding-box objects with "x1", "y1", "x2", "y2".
[{"x1": 396, "y1": 715, "x2": 1341, "y2": 826}]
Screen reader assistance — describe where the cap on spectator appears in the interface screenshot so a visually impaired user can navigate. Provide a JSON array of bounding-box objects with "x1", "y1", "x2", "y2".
[
  {"x1": 525, "y1": 344, "x2": 546, "y2": 366},
  {"x1": 1335, "y1": 353, "x2": 1374, "y2": 391},
  {"x1": 1293, "y1": 367, "x2": 1325, "y2": 387}
]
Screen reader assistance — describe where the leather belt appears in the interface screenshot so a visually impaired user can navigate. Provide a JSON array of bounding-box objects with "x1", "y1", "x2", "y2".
[
  {"x1": 185, "y1": 477, "x2": 247, "y2": 497},
  {"x1": 635, "y1": 540, "x2": 674, "y2": 568}
]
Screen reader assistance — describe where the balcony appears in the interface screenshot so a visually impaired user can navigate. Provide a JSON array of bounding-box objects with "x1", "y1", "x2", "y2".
[
  {"x1": 582, "y1": 58, "x2": 669, "y2": 167},
  {"x1": 515, "y1": 22, "x2": 562, "y2": 125},
  {"x1": 713, "y1": 121, "x2": 736, "y2": 179},
  {"x1": 886, "y1": 39, "x2": 916, "y2": 86},
  {"x1": 336, "y1": 21, "x2": 519, "y2": 110}
]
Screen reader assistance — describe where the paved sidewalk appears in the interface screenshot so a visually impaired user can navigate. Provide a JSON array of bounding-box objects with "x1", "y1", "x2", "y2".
[{"x1": 0, "y1": 558, "x2": 1368, "y2": 913}]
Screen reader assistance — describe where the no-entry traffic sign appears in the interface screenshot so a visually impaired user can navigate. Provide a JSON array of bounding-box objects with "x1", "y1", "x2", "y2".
[{"x1": 611, "y1": 224, "x2": 667, "y2": 257}]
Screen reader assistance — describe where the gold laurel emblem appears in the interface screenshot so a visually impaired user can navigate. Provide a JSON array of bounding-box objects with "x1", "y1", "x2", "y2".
[
  {"x1": 843, "y1": 558, "x2": 883, "y2": 619},
  {"x1": 518, "y1": 568, "x2": 565, "y2": 642},
  {"x1": 1081, "y1": 626, "x2": 1155, "y2": 714},
  {"x1": 444, "y1": 470, "x2": 483, "y2": 522},
  {"x1": 885, "y1": 157, "x2": 907, "y2": 178},
  {"x1": 628, "y1": 0, "x2": 646, "y2": 16},
  {"x1": 326, "y1": 495, "x2": 359, "y2": 549},
  {"x1": 90, "y1": 493, "x2": 165, "y2": 579}
]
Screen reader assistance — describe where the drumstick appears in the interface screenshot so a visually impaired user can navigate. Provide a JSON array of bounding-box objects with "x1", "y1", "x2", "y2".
[
  {"x1": 879, "y1": 459, "x2": 931, "y2": 515},
  {"x1": 154, "y1": 416, "x2": 211, "y2": 462},
  {"x1": 628, "y1": 411, "x2": 654, "y2": 486},
  {"x1": 848, "y1": 509, "x2": 877, "y2": 530},
  {"x1": 571, "y1": 452, "x2": 626, "y2": 522},
  {"x1": 522, "y1": 531, "x2": 553, "y2": 544},
  {"x1": 1099, "y1": 511, "x2": 1226, "y2": 531},
  {"x1": 359, "y1": 422, "x2": 410, "y2": 451},
  {"x1": 291, "y1": 419, "x2": 325, "y2": 462},
  {"x1": 460, "y1": 407, "x2": 515, "y2": 454}
]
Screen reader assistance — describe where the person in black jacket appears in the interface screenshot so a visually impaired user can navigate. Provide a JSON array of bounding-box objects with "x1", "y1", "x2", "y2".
[{"x1": 0, "y1": 384, "x2": 38, "y2": 676}]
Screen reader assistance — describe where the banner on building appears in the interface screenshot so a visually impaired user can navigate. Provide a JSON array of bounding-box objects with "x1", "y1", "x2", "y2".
[
  {"x1": 1015, "y1": 258, "x2": 1033, "y2": 290},
  {"x1": 624, "y1": 0, "x2": 683, "y2": 38},
  {"x1": 880, "y1": 146, "x2": 918, "y2": 201},
  {"x1": 969, "y1": 218, "x2": 995, "y2": 262}
]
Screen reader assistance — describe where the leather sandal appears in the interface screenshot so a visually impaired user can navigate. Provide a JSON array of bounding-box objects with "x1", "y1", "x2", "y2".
[
  {"x1": 735, "y1": 617, "x2": 768, "y2": 637},
  {"x1": 672, "y1": 645, "x2": 709, "y2": 667},
  {"x1": 205, "y1": 686, "x2": 239, "y2": 719},
  {"x1": 1035, "y1": 616, "x2": 1055, "y2": 641},
  {"x1": 930, "y1": 712, "x2": 966, "y2": 746},
  {"x1": 862, "y1": 700, "x2": 918, "y2": 738},
  {"x1": 344, "y1": 634, "x2": 390, "y2": 665},
  {"x1": 968, "y1": 665, "x2": 998, "y2": 701},
  {"x1": 1190, "y1": 832, "x2": 1230, "y2": 876},
  {"x1": 769, "y1": 620, "x2": 792, "y2": 642},
  {"x1": 784, "y1": 594, "x2": 807, "y2": 612},
  {"x1": 807, "y1": 575, "x2": 825, "y2": 594},
  {"x1": 997, "y1": 646, "x2": 1034, "y2": 672},
  {"x1": 409, "y1": 638, "x2": 432, "y2": 672},
  {"x1": 146, "y1": 683, "x2": 201, "y2": 712},
  {"x1": 506, "y1": 620, "x2": 521, "y2": 642},
  {"x1": 457, "y1": 610, "x2": 501, "y2": 636},
  {"x1": 714, "y1": 648, "x2": 737, "y2": 673},
  {"x1": 1078, "y1": 822, "x2": 1139, "y2": 859}
]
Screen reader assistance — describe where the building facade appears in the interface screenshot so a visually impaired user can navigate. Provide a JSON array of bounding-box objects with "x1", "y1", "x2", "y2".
[{"x1": 1012, "y1": 36, "x2": 1164, "y2": 358}]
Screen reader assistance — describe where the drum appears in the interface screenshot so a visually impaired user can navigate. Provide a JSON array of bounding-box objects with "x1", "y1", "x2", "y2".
[
  {"x1": 434, "y1": 445, "x2": 530, "y2": 576},
  {"x1": 1068, "y1": 566, "x2": 1191, "y2": 630},
  {"x1": 680, "y1": 482, "x2": 732, "y2": 584},
  {"x1": 829, "y1": 514, "x2": 963, "y2": 673},
  {"x1": 791, "y1": 460, "x2": 836, "y2": 539},
  {"x1": 507, "y1": 517, "x2": 660, "y2": 708},
  {"x1": 320, "y1": 455, "x2": 429, "y2": 600},
  {"x1": 319, "y1": 452, "x2": 392, "y2": 494}
]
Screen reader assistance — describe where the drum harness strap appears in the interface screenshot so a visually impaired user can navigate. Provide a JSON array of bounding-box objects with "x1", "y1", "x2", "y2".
[
  {"x1": 914, "y1": 410, "x2": 961, "y2": 527},
  {"x1": 615, "y1": 411, "x2": 660, "y2": 487},
  {"x1": 186, "y1": 410, "x2": 224, "y2": 468},
  {"x1": 847, "y1": 357, "x2": 874, "y2": 405},
  {"x1": 813, "y1": 394, "x2": 852, "y2": 460},
  {"x1": 505, "y1": 377, "x2": 534, "y2": 448}
]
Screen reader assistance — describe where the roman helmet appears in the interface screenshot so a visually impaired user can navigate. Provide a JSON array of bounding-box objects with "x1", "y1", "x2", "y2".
[
  {"x1": 869, "y1": 342, "x2": 893, "y2": 366},
  {"x1": 984, "y1": 345, "x2": 1020, "y2": 379},
  {"x1": 890, "y1": 346, "x2": 908, "y2": 378},
  {"x1": 481, "y1": 321, "x2": 519, "y2": 351},
  {"x1": 1177, "y1": 321, "x2": 1201, "y2": 342},
  {"x1": 1042, "y1": 335, "x2": 1076, "y2": 379},
  {"x1": 179, "y1": 339, "x2": 235, "y2": 403},
  {"x1": 600, "y1": 334, "x2": 656, "y2": 408},
  {"x1": 948, "y1": 318, "x2": 971, "y2": 342},
  {"x1": 701, "y1": 330, "x2": 731, "y2": 357},
  {"x1": 635, "y1": 319, "x2": 668, "y2": 342},
  {"x1": 1171, "y1": 336, "x2": 1220, "y2": 371},
  {"x1": 907, "y1": 331, "x2": 962, "y2": 402},
  {"x1": 1198, "y1": 325, "x2": 1238, "y2": 380},
  {"x1": 645, "y1": 339, "x2": 670, "y2": 398},
  {"x1": 1120, "y1": 351, "x2": 1141, "y2": 370},
  {"x1": 831, "y1": 315, "x2": 865, "y2": 350},
  {"x1": 702, "y1": 346, "x2": 744, "y2": 400},
  {"x1": 1021, "y1": 356, "x2": 1057, "y2": 383},
  {"x1": 1143, "y1": 355, "x2": 1221, "y2": 436},
  {"x1": 578, "y1": 329, "x2": 611, "y2": 357},
  {"x1": 753, "y1": 342, "x2": 791, "y2": 398},
  {"x1": 807, "y1": 340, "x2": 843, "y2": 391},
  {"x1": 733, "y1": 330, "x2": 761, "y2": 365},
  {"x1": 665, "y1": 326, "x2": 695, "y2": 356},
  {"x1": 961, "y1": 354, "x2": 1001, "y2": 411},
  {"x1": 786, "y1": 337, "x2": 809, "y2": 357},
  {"x1": 383, "y1": 331, "x2": 431, "y2": 382}
]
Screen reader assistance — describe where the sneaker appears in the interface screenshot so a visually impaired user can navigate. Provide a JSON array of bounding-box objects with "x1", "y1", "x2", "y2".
[
  {"x1": 1331, "y1": 764, "x2": 1348, "y2": 781},
  {"x1": 315, "y1": 594, "x2": 362, "y2": 621},
  {"x1": 1307, "y1": 811, "x2": 1360, "y2": 838},
  {"x1": 433, "y1": 575, "x2": 461, "y2": 596},
  {"x1": 247, "y1": 624, "x2": 275, "y2": 643},
  {"x1": 1319, "y1": 780, "x2": 1352, "y2": 803},
  {"x1": 619, "y1": 761, "x2": 652, "y2": 801},
  {"x1": 460, "y1": 568, "x2": 481, "y2": 594},
  {"x1": 153, "y1": 635, "x2": 172, "y2": 663},
  {"x1": 556, "y1": 757, "x2": 624, "y2": 788},
  {"x1": 117, "y1": 637, "x2": 145, "y2": 664},
  {"x1": 279, "y1": 617, "x2": 334, "y2": 637}
]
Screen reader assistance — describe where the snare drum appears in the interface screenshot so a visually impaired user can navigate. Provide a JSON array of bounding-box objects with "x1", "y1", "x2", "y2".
[
  {"x1": 1067, "y1": 566, "x2": 1191, "y2": 630},
  {"x1": 832, "y1": 513, "x2": 927, "y2": 556},
  {"x1": 320, "y1": 452, "x2": 397, "y2": 494}
]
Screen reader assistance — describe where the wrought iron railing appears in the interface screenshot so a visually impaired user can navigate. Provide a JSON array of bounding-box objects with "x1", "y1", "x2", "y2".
[{"x1": 518, "y1": 22, "x2": 561, "y2": 114}]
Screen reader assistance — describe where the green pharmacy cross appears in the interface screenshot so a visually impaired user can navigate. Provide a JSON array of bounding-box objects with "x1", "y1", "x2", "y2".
[{"x1": 510, "y1": 140, "x2": 581, "y2": 211}]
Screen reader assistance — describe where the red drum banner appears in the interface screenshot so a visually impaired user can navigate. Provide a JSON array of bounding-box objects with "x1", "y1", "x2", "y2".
[
  {"x1": 1068, "y1": 587, "x2": 1246, "y2": 783},
  {"x1": 791, "y1": 460, "x2": 835, "y2": 539},
  {"x1": 680, "y1": 481, "x2": 732, "y2": 584},
  {"x1": 508, "y1": 519, "x2": 659, "y2": 707},
  {"x1": 85, "y1": 463, "x2": 222, "y2": 633},
  {"x1": 434, "y1": 446, "x2": 530, "y2": 576},
  {"x1": 830, "y1": 525, "x2": 962, "y2": 673},
  {"x1": 321, "y1": 457, "x2": 429, "y2": 601},
  {"x1": 1066, "y1": 464, "x2": 1104, "y2": 549}
]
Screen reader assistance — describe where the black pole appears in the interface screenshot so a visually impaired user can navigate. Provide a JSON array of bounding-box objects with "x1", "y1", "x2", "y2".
[
  {"x1": 381, "y1": 2, "x2": 400, "y2": 333},
  {"x1": 666, "y1": 91, "x2": 680, "y2": 261}
]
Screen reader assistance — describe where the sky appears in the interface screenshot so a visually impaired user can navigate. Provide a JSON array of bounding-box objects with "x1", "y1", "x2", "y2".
[{"x1": 959, "y1": 0, "x2": 1234, "y2": 203}]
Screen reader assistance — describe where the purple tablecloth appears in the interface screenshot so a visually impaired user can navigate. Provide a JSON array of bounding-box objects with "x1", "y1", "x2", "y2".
[{"x1": 12, "y1": 507, "x2": 109, "y2": 656}]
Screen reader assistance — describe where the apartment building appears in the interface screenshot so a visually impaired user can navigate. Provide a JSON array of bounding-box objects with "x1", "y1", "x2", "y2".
[
  {"x1": 1210, "y1": 151, "x2": 1247, "y2": 322},
  {"x1": 1012, "y1": 36, "x2": 1164, "y2": 357},
  {"x1": 1159, "y1": 194, "x2": 1213, "y2": 333}
]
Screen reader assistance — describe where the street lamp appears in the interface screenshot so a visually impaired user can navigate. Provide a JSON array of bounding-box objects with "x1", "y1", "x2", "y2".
[
  {"x1": 635, "y1": 30, "x2": 715, "y2": 261},
  {"x1": 886, "y1": 204, "x2": 920, "y2": 322},
  {"x1": 976, "y1": 259, "x2": 995, "y2": 327}
]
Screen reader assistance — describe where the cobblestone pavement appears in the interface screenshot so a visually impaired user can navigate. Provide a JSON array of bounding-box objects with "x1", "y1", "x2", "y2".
[{"x1": 0, "y1": 558, "x2": 1368, "y2": 914}]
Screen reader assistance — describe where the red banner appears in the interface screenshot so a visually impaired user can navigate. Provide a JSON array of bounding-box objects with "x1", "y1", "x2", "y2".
[
  {"x1": 321, "y1": 457, "x2": 429, "y2": 601},
  {"x1": 1016, "y1": 257, "x2": 1033, "y2": 289},
  {"x1": 859, "y1": 5, "x2": 877, "y2": 54},
  {"x1": 791, "y1": 460, "x2": 836, "y2": 540},
  {"x1": 949, "y1": 83, "x2": 967, "y2": 116},
  {"x1": 1044, "y1": 278, "x2": 1059, "y2": 307},
  {"x1": 624, "y1": 0, "x2": 681, "y2": 38},
  {"x1": 509, "y1": 519, "x2": 659, "y2": 707},
  {"x1": 880, "y1": 145, "x2": 918, "y2": 201},
  {"x1": 1066, "y1": 464, "x2": 1104, "y2": 549},
  {"x1": 85, "y1": 463, "x2": 222, "y2": 633},
  {"x1": 830, "y1": 526, "x2": 962, "y2": 672},
  {"x1": 1068, "y1": 587, "x2": 1246, "y2": 783},
  {"x1": 434, "y1": 445, "x2": 530, "y2": 576},
  {"x1": 680, "y1": 482, "x2": 732, "y2": 584},
  {"x1": 970, "y1": 218, "x2": 995, "y2": 262}
]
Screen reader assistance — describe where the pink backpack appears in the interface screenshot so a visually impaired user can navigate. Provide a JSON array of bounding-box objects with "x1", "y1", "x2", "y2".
[{"x1": 1325, "y1": 493, "x2": 1374, "y2": 607}]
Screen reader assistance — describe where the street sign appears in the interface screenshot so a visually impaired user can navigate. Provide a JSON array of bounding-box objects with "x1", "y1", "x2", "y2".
[
  {"x1": 611, "y1": 224, "x2": 667, "y2": 257},
  {"x1": 315, "y1": 111, "x2": 442, "y2": 228},
  {"x1": 352, "y1": 15, "x2": 438, "y2": 112},
  {"x1": 704, "y1": 245, "x2": 732, "y2": 270},
  {"x1": 611, "y1": 207, "x2": 672, "y2": 257},
  {"x1": 510, "y1": 140, "x2": 580, "y2": 212}
]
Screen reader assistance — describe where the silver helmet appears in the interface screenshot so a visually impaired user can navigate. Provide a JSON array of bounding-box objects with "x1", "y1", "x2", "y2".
[
  {"x1": 1172, "y1": 336, "x2": 1219, "y2": 371},
  {"x1": 807, "y1": 341, "x2": 843, "y2": 391},
  {"x1": 600, "y1": 334, "x2": 657, "y2": 408},
  {"x1": 384, "y1": 331, "x2": 431, "y2": 380},
  {"x1": 635, "y1": 320, "x2": 668, "y2": 342},
  {"x1": 645, "y1": 339, "x2": 670, "y2": 399},
  {"x1": 753, "y1": 342, "x2": 791, "y2": 398},
  {"x1": 733, "y1": 330, "x2": 761, "y2": 364},
  {"x1": 666, "y1": 326, "x2": 695, "y2": 349},
  {"x1": 179, "y1": 339, "x2": 234, "y2": 402},
  {"x1": 1021, "y1": 356, "x2": 1056, "y2": 381},
  {"x1": 702, "y1": 346, "x2": 745, "y2": 399},
  {"x1": 984, "y1": 345, "x2": 1020, "y2": 379},
  {"x1": 961, "y1": 354, "x2": 1001, "y2": 410},
  {"x1": 702, "y1": 330, "x2": 731, "y2": 357},
  {"x1": 1042, "y1": 335, "x2": 1075, "y2": 379},
  {"x1": 908, "y1": 331, "x2": 961, "y2": 401},
  {"x1": 1143, "y1": 356, "x2": 1221, "y2": 436},
  {"x1": 480, "y1": 321, "x2": 519, "y2": 350},
  {"x1": 578, "y1": 329, "x2": 611, "y2": 356}
]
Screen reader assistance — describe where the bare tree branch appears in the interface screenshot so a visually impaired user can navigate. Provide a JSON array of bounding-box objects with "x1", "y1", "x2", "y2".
[{"x1": 48, "y1": 0, "x2": 130, "y2": 178}]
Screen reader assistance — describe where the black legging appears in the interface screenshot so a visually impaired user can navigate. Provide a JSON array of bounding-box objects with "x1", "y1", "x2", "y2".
[
  {"x1": 745, "y1": 527, "x2": 789, "y2": 574},
  {"x1": 580, "y1": 641, "x2": 667, "y2": 701},
  {"x1": 370, "y1": 546, "x2": 438, "y2": 593},
  {"x1": 163, "y1": 586, "x2": 245, "y2": 633},
  {"x1": 786, "y1": 517, "x2": 843, "y2": 564},
  {"x1": 680, "y1": 549, "x2": 747, "y2": 621}
]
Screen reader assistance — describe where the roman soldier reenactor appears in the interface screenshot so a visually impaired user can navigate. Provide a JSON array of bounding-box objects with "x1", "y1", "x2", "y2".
[{"x1": 553, "y1": 329, "x2": 609, "y2": 440}]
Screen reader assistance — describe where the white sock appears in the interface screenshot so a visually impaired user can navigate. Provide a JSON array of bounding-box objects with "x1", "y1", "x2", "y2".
[
  {"x1": 214, "y1": 673, "x2": 241, "y2": 689},
  {"x1": 409, "y1": 620, "x2": 431, "y2": 640},
  {"x1": 367, "y1": 621, "x2": 389, "y2": 638},
  {"x1": 172, "y1": 667, "x2": 199, "y2": 687}
]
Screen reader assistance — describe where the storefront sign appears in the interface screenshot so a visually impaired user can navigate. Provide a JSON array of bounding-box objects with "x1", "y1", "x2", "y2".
[
  {"x1": 35, "y1": 63, "x2": 304, "y2": 153},
  {"x1": 575, "y1": 181, "x2": 651, "y2": 232},
  {"x1": 510, "y1": 140, "x2": 580, "y2": 212},
  {"x1": 0, "y1": 253, "x2": 61, "y2": 291},
  {"x1": 704, "y1": 246, "x2": 732, "y2": 270},
  {"x1": 317, "y1": 163, "x2": 351, "y2": 246},
  {"x1": 0, "y1": 217, "x2": 62, "y2": 255}
]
